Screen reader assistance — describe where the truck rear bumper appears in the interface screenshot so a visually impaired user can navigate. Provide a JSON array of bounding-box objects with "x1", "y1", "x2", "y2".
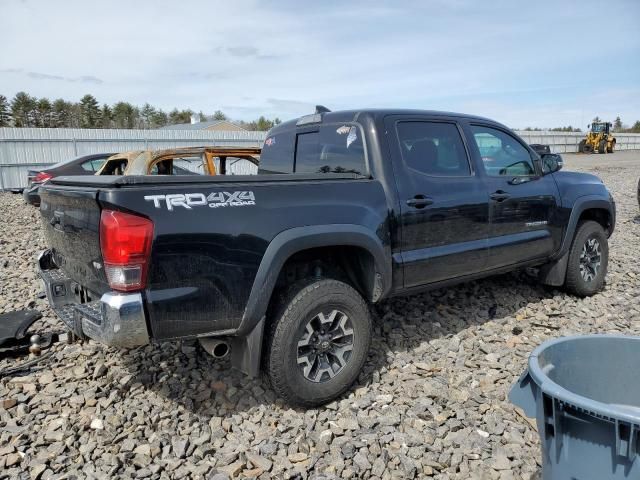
[{"x1": 38, "y1": 250, "x2": 150, "y2": 348}]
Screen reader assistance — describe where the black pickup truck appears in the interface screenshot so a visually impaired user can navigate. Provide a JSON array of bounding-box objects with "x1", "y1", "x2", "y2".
[{"x1": 38, "y1": 108, "x2": 615, "y2": 406}]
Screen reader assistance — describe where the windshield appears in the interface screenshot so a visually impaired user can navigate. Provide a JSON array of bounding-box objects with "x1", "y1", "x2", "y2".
[{"x1": 591, "y1": 124, "x2": 606, "y2": 133}]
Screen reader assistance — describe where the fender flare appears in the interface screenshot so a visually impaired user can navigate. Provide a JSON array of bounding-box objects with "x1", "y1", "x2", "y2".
[
  {"x1": 237, "y1": 224, "x2": 391, "y2": 337},
  {"x1": 554, "y1": 195, "x2": 615, "y2": 260},
  {"x1": 230, "y1": 224, "x2": 391, "y2": 377},
  {"x1": 538, "y1": 195, "x2": 613, "y2": 287}
]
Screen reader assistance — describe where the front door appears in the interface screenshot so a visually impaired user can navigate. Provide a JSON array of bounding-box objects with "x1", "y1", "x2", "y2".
[
  {"x1": 386, "y1": 116, "x2": 490, "y2": 288},
  {"x1": 466, "y1": 124, "x2": 561, "y2": 268}
]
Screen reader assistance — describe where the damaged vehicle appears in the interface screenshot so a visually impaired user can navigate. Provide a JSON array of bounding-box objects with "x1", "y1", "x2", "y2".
[
  {"x1": 37, "y1": 107, "x2": 615, "y2": 407},
  {"x1": 23, "y1": 153, "x2": 115, "y2": 206},
  {"x1": 96, "y1": 146, "x2": 260, "y2": 176}
]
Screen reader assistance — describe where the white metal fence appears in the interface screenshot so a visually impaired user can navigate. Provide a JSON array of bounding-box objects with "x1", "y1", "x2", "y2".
[
  {"x1": 1, "y1": 127, "x2": 639, "y2": 189},
  {"x1": 514, "y1": 131, "x2": 640, "y2": 153},
  {"x1": 0, "y1": 127, "x2": 267, "y2": 189}
]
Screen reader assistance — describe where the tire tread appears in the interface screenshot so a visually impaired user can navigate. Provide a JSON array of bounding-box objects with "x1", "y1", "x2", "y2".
[{"x1": 265, "y1": 278, "x2": 371, "y2": 408}]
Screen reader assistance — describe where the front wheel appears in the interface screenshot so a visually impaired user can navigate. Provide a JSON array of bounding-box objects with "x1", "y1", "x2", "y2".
[
  {"x1": 265, "y1": 278, "x2": 372, "y2": 407},
  {"x1": 564, "y1": 220, "x2": 609, "y2": 296},
  {"x1": 599, "y1": 139, "x2": 607, "y2": 154}
]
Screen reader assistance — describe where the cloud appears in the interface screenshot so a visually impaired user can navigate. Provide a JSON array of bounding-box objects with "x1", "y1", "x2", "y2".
[
  {"x1": 0, "y1": 0, "x2": 638, "y2": 124},
  {"x1": 267, "y1": 98, "x2": 315, "y2": 113},
  {"x1": 1, "y1": 68, "x2": 103, "y2": 84},
  {"x1": 214, "y1": 45, "x2": 283, "y2": 61},
  {"x1": 226, "y1": 46, "x2": 259, "y2": 58}
]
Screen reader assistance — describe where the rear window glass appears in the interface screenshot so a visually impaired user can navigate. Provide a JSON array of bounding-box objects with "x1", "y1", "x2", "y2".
[
  {"x1": 295, "y1": 125, "x2": 365, "y2": 174},
  {"x1": 259, "y1": 132, "x2": 294, "y2": 174}
]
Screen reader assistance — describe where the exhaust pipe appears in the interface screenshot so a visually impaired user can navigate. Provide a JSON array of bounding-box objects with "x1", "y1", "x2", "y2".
[{"x1": 198, "y1": 337, "x2": 230, "y2": 359}]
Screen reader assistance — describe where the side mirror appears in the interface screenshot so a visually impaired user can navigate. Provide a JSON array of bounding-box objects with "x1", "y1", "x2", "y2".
[
  {"x1": 587, "y1": 124, "x2": 591, "y2": 129},
  {"x1": 541, "y1": 153, "x2": 563, "y2": 174}
]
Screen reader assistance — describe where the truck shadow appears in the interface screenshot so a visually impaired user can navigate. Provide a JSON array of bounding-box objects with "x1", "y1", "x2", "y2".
[{"x1": 121, "y1": 269, "x2": 558, "y2": 416}]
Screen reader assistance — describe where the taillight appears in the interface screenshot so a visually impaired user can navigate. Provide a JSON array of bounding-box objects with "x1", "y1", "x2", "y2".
[
  {"x1": 100, "y1": 209, "x2": 153, "y2": 292},
  {"x1": 34, "y1": 172, "x2": 53, "y2": 184}
]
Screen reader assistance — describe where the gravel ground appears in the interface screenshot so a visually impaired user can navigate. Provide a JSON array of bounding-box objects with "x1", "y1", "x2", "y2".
[{"x1": 1, "y1": 151, "x2": 640, "y2": 479}]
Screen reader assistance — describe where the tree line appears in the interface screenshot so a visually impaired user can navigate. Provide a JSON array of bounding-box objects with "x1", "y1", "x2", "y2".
[{"x1": 0, "y1": 92, "x2": 282, "y2": 131}]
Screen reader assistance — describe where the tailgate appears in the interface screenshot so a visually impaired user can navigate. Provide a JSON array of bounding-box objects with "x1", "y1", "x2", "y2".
[{"x1": 39, "y1": 184, "x2": 109, "y2": 296}]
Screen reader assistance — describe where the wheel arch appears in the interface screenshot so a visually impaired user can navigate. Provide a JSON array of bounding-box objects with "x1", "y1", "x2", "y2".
[
  {"x1": 229, "y1": 224, "x2": 391, "y2": 376},
  {"x1": 540, "y1": 198, "x2": 613, "y2": 287}
]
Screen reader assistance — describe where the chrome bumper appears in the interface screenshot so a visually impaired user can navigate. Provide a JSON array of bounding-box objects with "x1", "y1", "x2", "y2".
[{"x1": 38, "y1": 250, "x2": 149, "y2": 348}]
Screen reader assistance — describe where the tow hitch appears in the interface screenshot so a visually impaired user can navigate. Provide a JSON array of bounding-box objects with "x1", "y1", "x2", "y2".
[{"x1": 0, "y1": 308, "x2": 67, "y2": 377}]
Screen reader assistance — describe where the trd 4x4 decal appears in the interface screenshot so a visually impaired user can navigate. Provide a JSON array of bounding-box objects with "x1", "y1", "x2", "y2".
[{"x1": 144, "y1": 191, "x2": 255, "y2": 211}]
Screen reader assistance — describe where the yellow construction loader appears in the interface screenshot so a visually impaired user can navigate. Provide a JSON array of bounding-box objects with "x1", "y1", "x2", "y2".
[{"x1": 578, "y1": 122, "x2": 616, "y2": 154}]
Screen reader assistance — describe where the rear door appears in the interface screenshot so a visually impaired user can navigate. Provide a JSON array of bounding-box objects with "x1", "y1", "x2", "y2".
[
  {"x1": 385, "y1": 115, "x2": 490, "y2": 288},
  {"x1": 465, "y1": 123, "x2": 561, "y2": 268}
]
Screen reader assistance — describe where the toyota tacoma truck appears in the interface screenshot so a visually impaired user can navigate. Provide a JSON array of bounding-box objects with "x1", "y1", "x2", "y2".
[{"x1": 37, "y1": 108, "x2": 615, "y2": 407}]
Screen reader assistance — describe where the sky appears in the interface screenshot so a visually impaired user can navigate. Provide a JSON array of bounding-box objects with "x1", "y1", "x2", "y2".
[{"x1": 1, "y1": 0, "x2": 639, "y2": 129}]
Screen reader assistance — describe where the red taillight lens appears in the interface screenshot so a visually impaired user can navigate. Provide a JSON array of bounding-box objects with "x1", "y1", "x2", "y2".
[
  {"x1": 100, "y1": 209, "x2": 153, "y2": 292},
  {"x1": 34, "y1": 172, "x2": 53, "y2": 184}
]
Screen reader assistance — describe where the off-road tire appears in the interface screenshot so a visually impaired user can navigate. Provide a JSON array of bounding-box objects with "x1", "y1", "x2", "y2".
[
  {"x1": 564, "y1": 220, "x2": 608, "y2": 297},
  {"x1": 608, "y1": 141, "x2": 615, "y2": 153},
  {"x1": 599, "y1": 139, "x2": 607, "y2": 154},
  {"x1": 578, "y1": 139, "x2": 587, "y2": 153},
  {"x1": 265, "y1": 278, "x2": 372, "y2": 408}
]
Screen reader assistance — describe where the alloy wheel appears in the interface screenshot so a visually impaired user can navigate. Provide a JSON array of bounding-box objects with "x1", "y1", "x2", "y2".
[
  {"x1": 296, "y1": 309, "x2": 354, "y2": 383},
  {"x1": 579, "y1": 237, "x2": 601, "y2": 282}
]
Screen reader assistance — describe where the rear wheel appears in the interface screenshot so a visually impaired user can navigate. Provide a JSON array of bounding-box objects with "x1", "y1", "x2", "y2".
[
  {"x1": 578, "y1": 139, "x2": 587, "y2": 153},
  {"x1": 564, "y1": 220, "x2": 608, "y2": 296},
  {"x1": 608, "y1": 141, "x2": 615, "y2": 153},
  {"x1": 265, "y1": 278, "x2": 372, "y2": 407}
]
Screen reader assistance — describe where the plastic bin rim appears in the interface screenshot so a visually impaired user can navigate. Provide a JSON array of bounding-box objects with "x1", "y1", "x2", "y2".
[{"x1": 528, "y1": 334, "x2": 640, "y2": 426}]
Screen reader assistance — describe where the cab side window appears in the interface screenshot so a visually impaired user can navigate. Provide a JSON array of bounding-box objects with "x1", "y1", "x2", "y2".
[
  {"x1": 470, "y1": 125, "x2": 535, "y2": 177},
  {"x1": 396, "y1": 121, "x2": 471, "y2": 176}
]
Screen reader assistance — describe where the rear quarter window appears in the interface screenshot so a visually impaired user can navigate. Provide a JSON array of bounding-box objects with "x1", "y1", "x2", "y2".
[
  {"x1": 295, "y1": 124, "x2": 366, "y2": 175},
  {"x1": 258, "y1": 131, "x2": 295, "y2": 174}
]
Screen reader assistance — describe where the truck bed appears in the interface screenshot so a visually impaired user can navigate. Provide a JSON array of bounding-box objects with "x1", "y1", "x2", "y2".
[{"x1": 39, "y1": 173, "x2": 388, "y2": 340}]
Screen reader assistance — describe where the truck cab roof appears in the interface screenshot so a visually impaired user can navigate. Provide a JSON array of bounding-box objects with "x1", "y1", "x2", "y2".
[{"x1": 269, "y1": 108, "x2": 500, "y2": 135}]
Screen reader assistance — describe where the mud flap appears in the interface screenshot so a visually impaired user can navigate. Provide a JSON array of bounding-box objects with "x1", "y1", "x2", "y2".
[
  {"x1": 0, "y1": 309, "x2": 42, "y2": 347},
  {"x1": 538, "y1": 251, "x2": 569, "y2": 287},
  {"x1": 230, "y1": 316, "x2": 265, "y2": 378}
]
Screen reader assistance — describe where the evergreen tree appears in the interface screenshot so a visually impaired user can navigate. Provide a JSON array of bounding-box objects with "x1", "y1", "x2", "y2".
[
  {"x1": 150, "y1": 109, "x2": 168, "y2": 128},
  {"x1": 168, "y1": 108, "x2": 193, "y2": 125},
  {"x1": 79, "y1": 94, "x2": 101, "y2": 128},
  {"x1": 140, "y1": 103, "x2": 156, "y2": 128},
  {"x1": 0, "y1": 95, "x2": 11, "y2": 126},
  {"x1": 52, "y1": 99, "x2": 73, "y2": 127},
  {"x1": 112, "y1": 102, "x2": 138, "y2": 129},
  {"x1": 36, "y1": 98, "x2": 53, "y2": 127},
  {"x1": 11, "y1": 92, "x2": 37, "y2": 127},
  {"x1": 614, "y1": 116, "x2": 623, "y2": 132},
  {"x1": 213, "y1": 110, "x2": 227, "y2": 120},
  {"x1": 100, "y1": 104, "x2": 113, "y2": 128},
  {"x1": 255, "y1": 116, "x2": 277, "y2": 131}
]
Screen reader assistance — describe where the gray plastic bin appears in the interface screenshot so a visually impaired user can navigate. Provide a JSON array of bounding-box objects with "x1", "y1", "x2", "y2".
[{"x1": 510, "y1": 335, "x2": 640, "y2": 479}]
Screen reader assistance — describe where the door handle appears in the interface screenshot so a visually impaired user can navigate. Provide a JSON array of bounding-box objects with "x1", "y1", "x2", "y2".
[
  {"x1": 406, "y1": 195, "x2": 434, "y2": 208},
  {"x1": 490, "y1": 190, "x2": 510, "y2": 202}
]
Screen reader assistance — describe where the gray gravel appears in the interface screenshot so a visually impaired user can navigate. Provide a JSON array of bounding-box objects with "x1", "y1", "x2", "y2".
[{"x1": 2, "y1": 151, "x2": 640, "y2": 479}]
